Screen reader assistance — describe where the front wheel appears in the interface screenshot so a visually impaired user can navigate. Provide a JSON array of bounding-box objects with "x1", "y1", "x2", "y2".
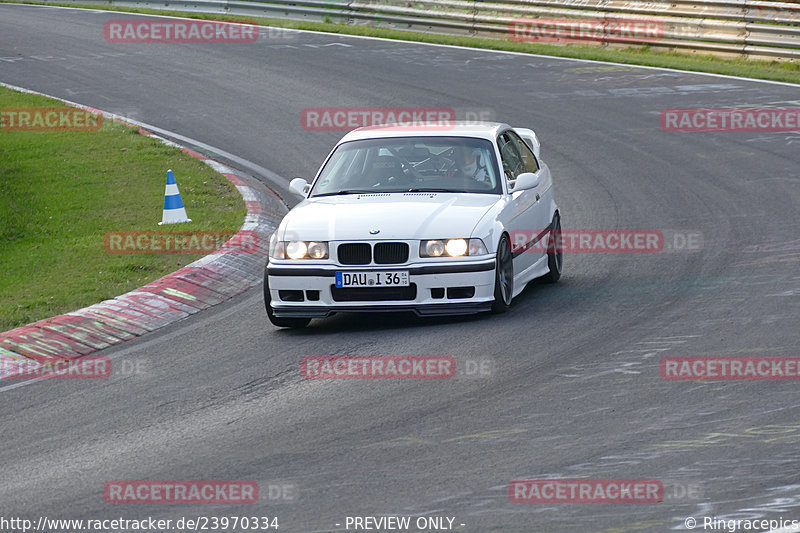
[
  {"x1": 492, "y1": 234, "x2": 514, "y2": 313},
  {"x1": 263, "y1": 265, "x2": 310, "y2": 328}
]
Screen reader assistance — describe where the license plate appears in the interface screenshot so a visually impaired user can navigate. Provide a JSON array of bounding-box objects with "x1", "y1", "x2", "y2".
[{"x1": 335, "y1": 271, "x2": 409, "y2": 288}]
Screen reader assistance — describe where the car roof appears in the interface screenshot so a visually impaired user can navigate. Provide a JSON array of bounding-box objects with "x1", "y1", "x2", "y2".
[{"x1": 339, "y1": 121, "x2": 511, "y2": 143}]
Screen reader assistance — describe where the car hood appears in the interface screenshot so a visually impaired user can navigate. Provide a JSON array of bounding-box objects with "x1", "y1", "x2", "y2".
[{"x1": 280, "y1": 193, "x2": 501, "y2": 241}]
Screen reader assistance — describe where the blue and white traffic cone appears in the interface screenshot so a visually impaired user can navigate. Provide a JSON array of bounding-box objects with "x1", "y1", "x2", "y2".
[{"x1": 158, "y1": 169, "x2": 192, "y2": 225}]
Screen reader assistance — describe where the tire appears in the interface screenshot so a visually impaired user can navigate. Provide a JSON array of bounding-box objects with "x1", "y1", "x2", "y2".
[
  {"x1": 491, "y1": 234, "x2": 514, "y2": 313},
  {"x1": 541, "y1": 213, "x2": 563, "y2": 283},
  {"x1": 263, "y1": 264, "x2": 311, "y2": 328}
]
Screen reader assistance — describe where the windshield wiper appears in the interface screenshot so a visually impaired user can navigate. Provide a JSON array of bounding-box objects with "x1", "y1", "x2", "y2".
[
  {"x1": 314, "y1": 188, "x2": 456, "y2": 196},
  {"x1": 313, "y1": 189, "x2": 376, "y2": 197}
]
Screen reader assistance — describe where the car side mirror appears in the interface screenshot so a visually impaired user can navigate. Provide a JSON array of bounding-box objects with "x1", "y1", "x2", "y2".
[
  {"x1": 289, "y1": 177, "x2": 311, "y2": 197},
  {"x1": 512, "y1": 172, "x2": 541, "y2": 191},
  {"x1": 513, "y1": 127, "x2": 541, "y2": 159}
]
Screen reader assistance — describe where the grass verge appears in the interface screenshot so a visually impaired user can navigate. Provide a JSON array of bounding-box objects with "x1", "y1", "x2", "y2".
[
  {"x1": 3, "y1": 0, "x2": 799, "y2": 84},
  {"x1": 0, "y1": 86, "x2": 246, "y2": 331}
]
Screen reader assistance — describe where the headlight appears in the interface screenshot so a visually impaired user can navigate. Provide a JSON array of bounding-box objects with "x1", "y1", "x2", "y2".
[
  {"x1": 445, "y1": 238, "x2": 468, "y2": 257},
  {"x1": 286, "y1": 241, "x2": 308, "y2": 260},
  {"x1": 468, "y1": 238, "x2": 488, "y2": 255},
  {"x1": 423, "y1": 240, "x2": 446, "y2": 257},
  {"x1": 307, "y1": 241, "x2": 328, "y2": 259},
  {"x1": 420, "y1": 238, "x2": 487, "y2": 258},
  {"x1": 269, "y1": 234, "x2": 285, "y2": 259},
  {"x1": 271, "y1": 240, "x2": 328, "y2": 260}
]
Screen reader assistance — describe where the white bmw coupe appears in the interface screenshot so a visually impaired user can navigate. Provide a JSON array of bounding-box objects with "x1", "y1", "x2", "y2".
[{"x1": 264, "y1": 122, "x2": 562, "y2": 328}]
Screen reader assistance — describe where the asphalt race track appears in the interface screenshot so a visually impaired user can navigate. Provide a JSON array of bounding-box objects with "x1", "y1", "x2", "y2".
[{"x1": 1, "y1": 5, "x2": 800, "y2": 532}]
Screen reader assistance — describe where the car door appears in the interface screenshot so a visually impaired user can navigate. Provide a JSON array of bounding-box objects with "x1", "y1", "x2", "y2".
[
  {"x1": 497, "y1": 130, "x2": 545, "y2": 274},
  {"x1": 508, "y1": 130, "x2": 551, "y2": 238}
]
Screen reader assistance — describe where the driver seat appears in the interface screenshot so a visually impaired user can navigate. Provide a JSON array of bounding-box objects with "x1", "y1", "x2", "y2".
[{"x1": 369, "y1": 155, "x2": 403, "y2": 185}]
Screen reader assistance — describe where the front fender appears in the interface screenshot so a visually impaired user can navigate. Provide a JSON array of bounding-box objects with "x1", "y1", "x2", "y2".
[{"x1": 471, "y1": 197, "x2": 511, "y2": 254}]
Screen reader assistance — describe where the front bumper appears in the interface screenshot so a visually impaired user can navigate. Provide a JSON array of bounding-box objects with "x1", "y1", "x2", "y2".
[{"x1": 267, "y1": 258, "x2": 496, "y2": 318}]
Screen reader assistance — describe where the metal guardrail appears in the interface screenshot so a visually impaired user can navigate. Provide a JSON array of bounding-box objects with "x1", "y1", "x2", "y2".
[{"x1": 59, "y1": 0, "x2": 800, "y2": 60}]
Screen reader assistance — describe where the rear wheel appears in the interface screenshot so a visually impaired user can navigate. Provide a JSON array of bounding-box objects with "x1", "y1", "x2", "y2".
[
  {"x1": 263, "y1": 264, "x2": 311, "y2": 328},
  {"x1": 492, "y1": 235, "x2": 514, "y2": 313},
  {"x1": 541, "y1": 213, "x2": 562, "y2": 283}
]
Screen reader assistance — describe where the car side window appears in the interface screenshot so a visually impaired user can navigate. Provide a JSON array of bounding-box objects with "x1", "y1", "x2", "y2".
[
  {"x1": 497, "y1": 133, "x2": 525, "y2": 182},
  {"x1": 507, "y1": 131, "x2": 540, "y2": 174}
]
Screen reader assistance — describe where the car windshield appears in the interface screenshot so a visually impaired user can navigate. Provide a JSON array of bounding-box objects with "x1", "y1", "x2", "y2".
[{"x1": 309, "y1": 136, "x2": 501, "y2": 197}]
